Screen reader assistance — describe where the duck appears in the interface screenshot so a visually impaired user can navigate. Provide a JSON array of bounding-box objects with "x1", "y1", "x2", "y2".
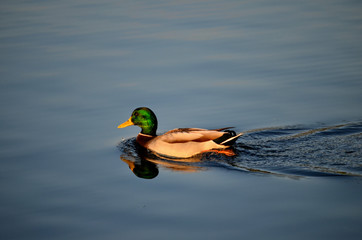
[{"x1": 117, "y1": 107, "x2": 243, "y2": 158}]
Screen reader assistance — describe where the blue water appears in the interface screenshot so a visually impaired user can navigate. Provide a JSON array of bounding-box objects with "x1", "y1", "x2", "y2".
[{"x1": 1, "y1": 0, "x2": 362, "y2": 239}]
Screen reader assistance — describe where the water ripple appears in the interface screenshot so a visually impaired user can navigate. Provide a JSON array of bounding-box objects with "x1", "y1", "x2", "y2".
[
  {"x1": 236, "y1": 122, "x2": 362, "y2": 177},
  {"x1": 118, "y1": 121, "x2": 362, "y2": 178}
]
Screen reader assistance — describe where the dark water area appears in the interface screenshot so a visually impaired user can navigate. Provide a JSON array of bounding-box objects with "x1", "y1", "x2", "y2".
[{"x1": 1, "y1": 0, "x2": 362, "y2": 239}]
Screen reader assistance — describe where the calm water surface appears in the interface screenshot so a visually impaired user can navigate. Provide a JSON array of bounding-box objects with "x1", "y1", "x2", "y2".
[{"x1": 1, "y1": 0, "x2": 362, "y2": 239}]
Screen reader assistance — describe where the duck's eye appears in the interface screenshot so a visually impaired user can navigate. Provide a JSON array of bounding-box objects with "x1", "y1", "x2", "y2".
[{"x1": 134, "y1": 112, "x2": 139, "y2": 117}]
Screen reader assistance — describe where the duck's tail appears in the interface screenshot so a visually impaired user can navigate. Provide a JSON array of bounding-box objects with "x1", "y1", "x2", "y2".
[{"x1": 213, "y1": 129, "x2": 243, "y2": 146}]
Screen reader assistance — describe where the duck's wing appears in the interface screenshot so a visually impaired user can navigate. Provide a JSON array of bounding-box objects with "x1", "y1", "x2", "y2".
[
  {"x1": 144, "y1": 128, "x2": 243, "y2": 158},
  {"x1": 159, "y1": 128, "x2": 225, "y2": 143}
]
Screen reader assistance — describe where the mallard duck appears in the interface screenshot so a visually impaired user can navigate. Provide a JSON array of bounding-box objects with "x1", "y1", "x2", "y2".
[{"x1": 117, "y1": 107, "x2": 243, "y2": 158}]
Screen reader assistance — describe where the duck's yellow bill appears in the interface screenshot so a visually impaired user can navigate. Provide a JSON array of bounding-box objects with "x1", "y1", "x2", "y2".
[{"x1": 117, "y1": 117, "x2": 134, "y2": 128}]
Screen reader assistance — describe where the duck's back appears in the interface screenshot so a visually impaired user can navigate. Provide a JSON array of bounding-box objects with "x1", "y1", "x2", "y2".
[{"x1": 144, "y1": 128, "x2": 236, "y2": 158}]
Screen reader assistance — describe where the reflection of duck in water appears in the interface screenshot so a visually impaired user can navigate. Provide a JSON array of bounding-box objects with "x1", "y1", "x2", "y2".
[
  {"x1": 120, "y1": 140, "x2": 206, "y2": 179},
  {"x1": 117, "y1": 107, "x2": 243, "y2": 158},
  {"x1": 121, "y1": 158, "x2": 159, "y2": 179},
  {"x1": 121, "y1": 154, "x2": 205, "y2": 179}
]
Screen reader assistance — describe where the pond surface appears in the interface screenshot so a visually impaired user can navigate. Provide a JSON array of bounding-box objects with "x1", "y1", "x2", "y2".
[{"x1": 1, "y1": 0, "x2": 362, "y2": 239}]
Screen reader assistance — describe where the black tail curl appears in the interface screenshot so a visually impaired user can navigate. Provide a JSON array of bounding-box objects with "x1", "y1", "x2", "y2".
[{"x1": 213, "y1": 130, "x2": 239, "y2": 146}]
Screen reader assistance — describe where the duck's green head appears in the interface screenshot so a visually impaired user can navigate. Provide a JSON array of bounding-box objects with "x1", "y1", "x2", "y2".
[{"x1": 118, "y1": 107, "x2": 158, "y2": 136}]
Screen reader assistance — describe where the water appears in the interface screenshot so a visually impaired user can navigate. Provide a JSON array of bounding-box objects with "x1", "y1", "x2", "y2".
[{"x1": 1, "y1": 0, "x2": 362, "y2": 239}]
